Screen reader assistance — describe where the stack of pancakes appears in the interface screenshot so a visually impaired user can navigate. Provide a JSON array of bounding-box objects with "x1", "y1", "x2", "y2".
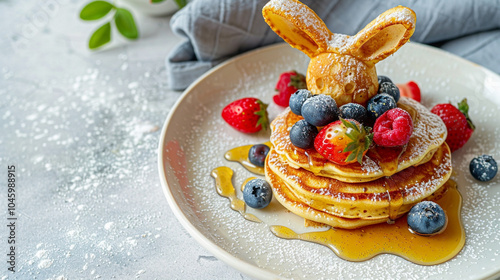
[{"x1": 265, "y1": 97, "x2": 452, "y2": 229}]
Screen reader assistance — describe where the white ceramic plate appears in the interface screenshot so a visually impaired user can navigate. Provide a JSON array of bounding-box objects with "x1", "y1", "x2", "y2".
[{"x1": 158, "y1": 43, "x2": 500, "y2": 280}]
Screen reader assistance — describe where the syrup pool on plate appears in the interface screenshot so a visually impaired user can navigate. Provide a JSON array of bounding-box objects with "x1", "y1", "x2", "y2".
[
  {"x1": 212, "y1": 144, "x2": 465, "y2": 265},
  {"x1": 224, "y1": 142, "x2": 270, "y2": 176}
]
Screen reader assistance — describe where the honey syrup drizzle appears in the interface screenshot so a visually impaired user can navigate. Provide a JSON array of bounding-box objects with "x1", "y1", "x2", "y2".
[
  {"x1": 367, "y1": 145, "x2": 406, "y2": 176},
  {"x1": 365, "y1": 101, "x2": 417, "y2": 177},
  {"x1": 215, "y1": 143, "x2": 465, "y2": 265},
  {"x1": 385, "y1": 178, "x2": 404, "y2": 222},
  {"x1": 211, "y1": 167, "x2": 261, "y2": 223},
  {"x1": 224, "y1": 142, "x2": 271, "y2": 175},
  {"x1": 270, "y1": 180, "x2": 465, "y2": 265}
]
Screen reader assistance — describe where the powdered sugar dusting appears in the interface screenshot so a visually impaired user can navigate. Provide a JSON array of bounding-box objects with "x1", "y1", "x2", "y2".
[
  {"x1": 267, "y1": 0, "x2": 331, "y2": 47},
  {"x1": 355, "y1": 7, "x2": 416, "y2": 44},
  {"x1": 160, "y1": 44, "x2": 500, "y2": 279}
]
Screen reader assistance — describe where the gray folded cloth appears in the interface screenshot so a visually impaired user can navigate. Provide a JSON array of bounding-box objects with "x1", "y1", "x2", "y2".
[{"x1": 166, "y1": 0, "x2": 500, "y2": 90}]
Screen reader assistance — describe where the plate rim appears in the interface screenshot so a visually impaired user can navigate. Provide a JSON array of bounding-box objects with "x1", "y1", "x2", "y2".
[
  {"x1": 157, "y1": 42, "x2": 500, "y2": 280},
  {"x1": 157, "y1": 44, "x2": 289, "y2": 280}
]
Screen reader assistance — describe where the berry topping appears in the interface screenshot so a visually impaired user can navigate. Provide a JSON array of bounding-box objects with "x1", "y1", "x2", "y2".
[
  {"x1": 430, "y1": 98, "x2": 475, "y2": 152},
  {"x1": 378, "y1": 75, "x2": 393, "y2": 85},
  {"x1": 314, "y1": 119, "x2": 373, "y2": 165},
  {"x1": 378, "y1": 82, "x2": 400, "y2": 102},
  {"x1": 274, "y1": 70, "x2": 307, "y2": 107},
  {"x1": 301, "y1": 94, "x2": 339, "y2": 127},
  {"x1": 397, "y1": 81, "x2": 421, "y2": 102},
  {"x1": 339, "y1": 103, "x2": 368, "y2": 125},
  {"x1": 373, "y1": 108, "x2": 413, "y2": 147},
  {"x1": 248, "y1": 144, "x2": 270, "y2": 167},
  {"x1": 289, "y1": 89, "x2": 312, "y2": 116},
  {"x1": 367, "y1": 93, "x2": 397, "y2": 121},
  {"x1": 243, "y1": 178, "x2": 272, "y2": 209},
  {"x1": 407, "y1": 201, "x2": 447, "y2": 236},
  {"x1": 470, "y1": 155, "x2": 498, "y2": 182},
  {"x1": 290, "y1": 119, "x2": 318, "y2": 149},
  {"x1": 222, "y1": 98, "x2": 269, "y2": 133}
]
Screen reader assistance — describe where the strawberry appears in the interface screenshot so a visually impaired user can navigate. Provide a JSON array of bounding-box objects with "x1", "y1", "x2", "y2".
[
  {"x1": 397, "y1": 81, "x2": 421, "y2": 102},
  {"x1": 430, "y1": 98, "x2": 475, "y2": 152},
  {"x1": 274, "y1": 70, "x2": 307, "y2": 107},
  {"x1": 314, "y1": 118, "x2": 373, "y2": 165},
  {"x1": 222, "y1": 97, "x2": 269, "y2": 133}
]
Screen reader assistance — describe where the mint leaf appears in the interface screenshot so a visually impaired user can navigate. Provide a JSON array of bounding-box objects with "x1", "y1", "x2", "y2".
[
  {"x1": 114, "y1": 8, "x2": 138, "y2": 39},
  {"x1": 173, "y1": 0, "x2": 187, "y2": 8},
  {"x1": 80, "y1": 1, "x2": 114, "y2": 21},
  {"x1": 89, "y1": 22, "x2": 111, "y2": 49}
]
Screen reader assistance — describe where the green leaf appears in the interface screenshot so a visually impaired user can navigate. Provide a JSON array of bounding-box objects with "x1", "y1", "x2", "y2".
[
  {"x1": 343, "y1": 142, "x2": 358, "y2": 153},
  {"x1": 289, "y1": 71, "x2": 307, "y2": 89},
  {"x1": 345, "y1": 151, "x2": 357, "y2": 163},
  {"x1": 89, "y1": 21, "x2": 111, "y2": 49},
  {"x1": 80, "y1": 1, "x2": 114, "y2": 21},
  {"x1": 457, "y1": 98, "x2": 475, "y2": 130},
  {"x1": 457, "y1": 98, "x2": 469, "y2": 115},
  {"x1": 350, "y1": 120, "x2": 360, "y2": 133},
  {"x1": 114, "y1": 8, "x2": 138, "y2": 39},
  {"x1": 364, "y1": 134, "x2": 372, "y2": 150},
  {"x1": 340, "y1": 118, "x2": 359, "y2": 132},
  {"x1": 254, "y1": 100, "x2": 269, "y2": 131},
  {"x1": 150, "y1": 0, "x2": 165, "y2": 2},
  {"x1": 173, "y1": 0, "x2": 188, "y2": 8},
  {"x1": 356, "y1": 149, "x2": 364, "y2": 164}
]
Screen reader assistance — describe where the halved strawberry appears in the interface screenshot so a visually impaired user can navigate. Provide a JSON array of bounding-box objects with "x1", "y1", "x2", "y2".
[
  {"x1": 314, "y1": 118, "x2": 373, "y2": 165},
  {"x1": 222, "y1": 98, "x2": 269, "y2": 133},
  {"x1": 397, "y1": 81, "x2": 421, "y2": 102}
]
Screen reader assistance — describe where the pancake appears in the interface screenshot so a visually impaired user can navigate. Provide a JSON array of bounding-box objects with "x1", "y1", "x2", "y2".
[
  {"x1": 265, "y1": 143, "x2": 452, "y2": 228},
  {"x1": 270, "y1": 97, "x2": 447, "y2": 182}
]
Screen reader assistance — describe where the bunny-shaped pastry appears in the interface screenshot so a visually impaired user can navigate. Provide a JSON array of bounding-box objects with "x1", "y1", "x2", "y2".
[{"x1": 263, "y1": 0, "x2": 416, "y2": 106}]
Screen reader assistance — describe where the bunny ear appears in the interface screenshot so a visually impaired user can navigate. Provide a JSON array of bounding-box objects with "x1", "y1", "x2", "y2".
[
  {"x1": 263, "y1": 0, "x2": 332, "y2": 58},
  {"x1": 348, "y1": 6, "x2": 416, "y2": 63}
]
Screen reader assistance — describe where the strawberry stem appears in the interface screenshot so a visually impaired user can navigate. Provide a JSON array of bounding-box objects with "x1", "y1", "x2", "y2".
[
  {"x1": 457, "y1": 98, "x2": 475, "y2": 130},
  {"x1": 254, "y1": 100, "x2": 269, "y2": 131},
  {"x1": 339, "y1": 117, "x2": 373, "y2": 164},
  {"x1": 289, "y1": 71, "x2": 307, "y2": 90}
]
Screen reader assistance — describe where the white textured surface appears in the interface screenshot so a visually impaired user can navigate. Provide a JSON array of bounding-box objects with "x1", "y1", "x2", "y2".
[{"x1": 0, "y1": 1, "x2": 250, "y2": 279}]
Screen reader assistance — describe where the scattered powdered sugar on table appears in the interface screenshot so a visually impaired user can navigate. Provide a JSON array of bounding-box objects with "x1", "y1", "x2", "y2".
[{"x1": 1, "y1": 47, "x2": 180, "y2": 278}]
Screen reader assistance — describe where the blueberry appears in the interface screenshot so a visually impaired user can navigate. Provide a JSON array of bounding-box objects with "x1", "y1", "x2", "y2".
[
  {"x1": 289, "y1": 89, "x2": 312, "y2": 116},
  {"x1": 378, "y1": 82, "x2": 400, "y2": 102},
  {"x1": 407, "y1": 201, "x2": 447, "y2": 235},
  {"x1": 243, "y1": 178, "x2": 272, "y2": 209},
  {"x1": 301, "y1": 94, "x2": 339, "y2": 126},
  {"x1": 289, "y1": 119, "x2": 318, "y2": 149},
  {"x1": 339, "y1": 103, "x2": 368, "y2": 125},
  {"x1": 367, "y1": 93, "x2": 397, "y2": 121},
  {"x1": 248, "y1": 144, "x2": 270, "y2": 167},
  {"x1": 378, "y1": 75, "x2": 393, "y2": 85},
  {"x1": 470, "y1": 155, "x2": 498, "y2": 182}
]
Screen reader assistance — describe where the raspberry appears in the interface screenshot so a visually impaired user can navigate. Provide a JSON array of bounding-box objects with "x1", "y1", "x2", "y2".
[{"x1": 373, "y1": 108, "x2": 413, "y2": 147}]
